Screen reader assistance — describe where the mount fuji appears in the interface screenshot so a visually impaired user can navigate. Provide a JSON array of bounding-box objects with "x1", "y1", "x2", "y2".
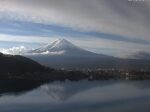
[
  {"x1": 28, "y1": 39, "x2": 101, "y2": 56},
  {"x1": 25, "y1": 39, "x2": 150, "y2": 69}
]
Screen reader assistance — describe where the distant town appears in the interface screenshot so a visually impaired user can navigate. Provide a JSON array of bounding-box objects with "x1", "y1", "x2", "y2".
[
  {"x1": 2, "y1": 68, "x2": 150, "y2": 81},
  {"x1": 58, "y1": 68, "x2": 150, "y2": 81}
]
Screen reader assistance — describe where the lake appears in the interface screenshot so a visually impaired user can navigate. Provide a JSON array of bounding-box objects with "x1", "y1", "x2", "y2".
[{"x1": 0, "y1": 80, "x2": 150, "y2": 112}]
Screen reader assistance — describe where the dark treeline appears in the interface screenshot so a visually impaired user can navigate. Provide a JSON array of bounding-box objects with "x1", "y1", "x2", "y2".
[
  {"x1": 1, "y1": 69, "x2": 150, "y2": 82},
  {"x1": 0, "y1": 53, "x2": 150, "y2": 82}
]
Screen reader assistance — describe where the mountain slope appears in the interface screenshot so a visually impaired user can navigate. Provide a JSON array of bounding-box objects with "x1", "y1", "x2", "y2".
[
  {"x1": 0, "y1": 53, "x2": 51, "y2": 73},
  {"x1": 25, "y1": 39, "x2": 150, "y2": 69},
  {"x1": 30, "y1": 39, "x2": 80, "y2": 53},
  {"x1": 28, "y1": 39, "x2": 102, "y2": 56}
]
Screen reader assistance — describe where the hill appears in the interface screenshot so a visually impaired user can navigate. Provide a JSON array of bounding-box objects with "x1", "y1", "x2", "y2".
[{"x1": 0, "y1": 53, "x2": 53, "y2": 74}]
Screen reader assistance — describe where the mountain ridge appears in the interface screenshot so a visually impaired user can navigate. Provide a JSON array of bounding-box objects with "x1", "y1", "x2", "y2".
[
  {"x1": 0, "y1": 52, "x2": 52, "y2": 74},
  {"x1": 25, "y1": 39, "x2": 150, "y2": 69}
]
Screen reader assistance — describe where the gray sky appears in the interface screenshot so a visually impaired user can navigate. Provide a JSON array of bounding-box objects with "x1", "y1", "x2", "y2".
[{"x1": 0, "y1": 0, "x2": 149, "y2": 57}]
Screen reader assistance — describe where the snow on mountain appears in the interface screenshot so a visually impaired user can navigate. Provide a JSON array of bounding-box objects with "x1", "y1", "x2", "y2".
[
  {"x1": 25, "y1": 38, "x2": 115, "y2": 69},
  {"x1": 24, "y1": 39, "x2": 150, "y2": 69},
  {"x1": 28, "y1": 39, "x2": 97, "y2": 56}
]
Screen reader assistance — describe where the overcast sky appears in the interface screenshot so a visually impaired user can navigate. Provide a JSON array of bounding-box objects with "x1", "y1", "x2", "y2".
[{"x1": 0, "y1": 0, "x2": 149, "y2": 57}]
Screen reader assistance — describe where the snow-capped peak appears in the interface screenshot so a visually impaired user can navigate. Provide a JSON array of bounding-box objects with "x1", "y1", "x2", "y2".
[
  {"x1": 49, "y1": 38, "x2": 78, "y2": 50},
  {"x1": 28, "y1": 39, "x2": 82, "y2": 54}
]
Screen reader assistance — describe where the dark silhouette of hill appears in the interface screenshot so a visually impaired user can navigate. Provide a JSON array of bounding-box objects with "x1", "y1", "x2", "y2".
[{"x1": 0, "y1": 53, "x2": 53, "y2": 73}]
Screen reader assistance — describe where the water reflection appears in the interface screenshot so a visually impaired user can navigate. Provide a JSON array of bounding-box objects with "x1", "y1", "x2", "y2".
[
  {"x1": 0, "y1": 80, "x2": 45, "y2": 96},
  {"x1": 40, "y1": 80, "x2": 117, "y2": 101},
  {"x1": 0, "y1": 80, "x2": 150, "y2": 112}
]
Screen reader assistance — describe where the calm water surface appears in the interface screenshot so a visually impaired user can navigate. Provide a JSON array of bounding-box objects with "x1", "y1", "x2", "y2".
[{"x1": 0, "y1": 80, "x2": 150, "y2": 112}]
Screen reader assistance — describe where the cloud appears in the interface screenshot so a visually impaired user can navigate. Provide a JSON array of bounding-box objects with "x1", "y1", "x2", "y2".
[
  {"x1": 0, "y1": 0, "x2": 149, "y2": 57},
  {"x1": 0, "y1": 36, "x2": 150, "y2": 57},
  {"x1": 127, "y1": 51, "x2": 150, "y2": 60},
  {"x1": 0, "y1": 0, "x2": 149, "y2": 41},
  {"x1": 0, "y1": 45, "x2": 65, "y2": 55},
  {"x1": 0, "y1": 33, "x2": 150, "y2": 57},
  {"x1": 0, "y1": 46, "x2": 27, "y2": 55},
  {"x1": 29, "y1": 50, "x2": 65, "y2": 55},
  {"x1": 68, "y1": 36, "x2": 150, "y2": 57},
  {"x1": 0, "y1": 34, "x2": 56, "y2": 44}
]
